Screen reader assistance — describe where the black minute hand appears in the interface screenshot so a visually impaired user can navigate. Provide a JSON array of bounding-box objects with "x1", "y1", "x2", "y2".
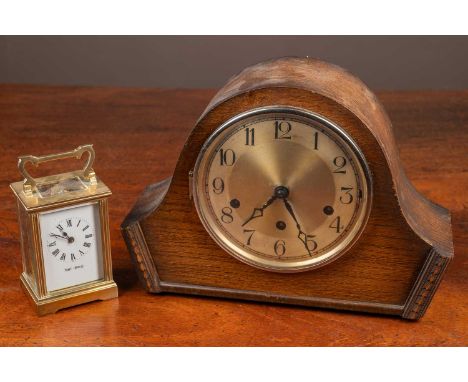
[
  {"x1": 49, "y1": 233, "x2": 68, "y2": 240},
  {"x1": 282, "y1": 198, "x2": 315, "y2": 256},
  {"x1": 242, "y1": 194, "x2": 277, "y2": 227}
]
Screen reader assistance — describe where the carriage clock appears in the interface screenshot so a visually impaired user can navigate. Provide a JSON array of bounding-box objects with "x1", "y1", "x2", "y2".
[
  {"x1": 122, "y1": 57, "x2": 453, "y2": 320},
  {"x1": 10, "y1": 144, "x2": 118, "y2": 315}
]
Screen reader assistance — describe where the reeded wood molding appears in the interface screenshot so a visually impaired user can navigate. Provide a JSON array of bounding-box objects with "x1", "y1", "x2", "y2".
[
  {"x1": 122, "y1": 222, "x2": 161, "y2": 293},
  {"x1": 121, "y1": 179, "x2": 171, "y2": 293},
  {"x1": 403, "y1": 249, "x2": 452, "y2": 320}
]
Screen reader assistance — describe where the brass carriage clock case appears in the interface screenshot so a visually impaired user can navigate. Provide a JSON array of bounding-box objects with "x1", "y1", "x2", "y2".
[
  {"x1": 11, "y1": 145, "x2": 118, "y2": 315},
  {"x1": 122, "y1": 57, "x2": 453, "y2": 320}
]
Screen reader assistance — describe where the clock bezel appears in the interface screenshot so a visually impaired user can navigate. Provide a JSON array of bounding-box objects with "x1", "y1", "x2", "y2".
[{"x1": 192, "y1": 106, "x2": 373, "y2": 272}]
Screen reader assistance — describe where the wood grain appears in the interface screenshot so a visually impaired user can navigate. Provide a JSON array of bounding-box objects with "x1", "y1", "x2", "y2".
[
  {"x1": 0, "y1": 84, "x2": 466, "y2": 345},
  {"x1": 123, "y1": 58, "x2": 452, "y2": 319}
]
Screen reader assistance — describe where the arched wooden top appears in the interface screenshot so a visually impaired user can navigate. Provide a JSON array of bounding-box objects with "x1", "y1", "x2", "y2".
[{"x1": 198, "y1": 57, "x2": 453, "y2": 257}]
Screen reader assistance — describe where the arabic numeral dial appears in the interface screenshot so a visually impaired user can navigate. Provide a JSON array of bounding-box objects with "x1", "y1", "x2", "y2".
[{"x1": 193, "y1": 109, "x2": 371, "y2": 272}]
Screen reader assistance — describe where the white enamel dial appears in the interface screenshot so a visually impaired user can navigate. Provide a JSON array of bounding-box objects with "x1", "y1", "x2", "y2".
[{"x1": 39, "y1": 203, "x2": 104, "y2": 292}]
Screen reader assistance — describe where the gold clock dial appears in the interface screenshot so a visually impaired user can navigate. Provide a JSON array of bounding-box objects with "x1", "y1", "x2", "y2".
[{"x1": 192, "y1": 107, "x2": 372, "y2": 272}]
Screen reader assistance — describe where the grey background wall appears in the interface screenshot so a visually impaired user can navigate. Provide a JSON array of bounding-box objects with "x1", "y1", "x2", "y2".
[{"x1": 0, "y1": 36, "x2": 467, "y2": 90}]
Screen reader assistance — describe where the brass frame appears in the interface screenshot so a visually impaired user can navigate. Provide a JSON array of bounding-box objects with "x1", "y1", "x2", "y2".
[{"x1": 10, "y1": 145, "x2": 118, "y2": 316}]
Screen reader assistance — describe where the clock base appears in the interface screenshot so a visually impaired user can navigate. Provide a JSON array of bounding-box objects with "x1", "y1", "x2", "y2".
[
  {"x1": 20, "y1": 273, "x2": 118, "y2": 316},
  {"x1": 122, "y1": 179, "x2": 451, "y2": 320}
]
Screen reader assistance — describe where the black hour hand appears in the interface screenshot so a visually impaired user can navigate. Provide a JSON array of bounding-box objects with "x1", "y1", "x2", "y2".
[{"x1": 242, "y1": 195, "x2": 277, "y2": 227}]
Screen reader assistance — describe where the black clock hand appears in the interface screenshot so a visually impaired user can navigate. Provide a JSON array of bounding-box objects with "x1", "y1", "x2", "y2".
[
  {"x1": 242, "y1": 194, "x2": 277, "y2": 227},
  {"x1": 49, "y1": 233, "x2": 68, "y2": 240},
  {"x1": 282, "y1": 198, "x2": 316, "y2": 256},
  {"x1": 61, "y1": 230, "x2": 72, "y2": 238},
  {"x1": 49, "y1": 232, "x2": 75, "y2": 243},
  {"x1": 241, "y1": 186, "x2": 292, "y2": 227}
]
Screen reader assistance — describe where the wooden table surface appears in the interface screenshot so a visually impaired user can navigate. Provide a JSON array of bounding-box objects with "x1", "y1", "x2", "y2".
[{"x1": 0, "y1": 84, "x2": 466, "y2": 346}]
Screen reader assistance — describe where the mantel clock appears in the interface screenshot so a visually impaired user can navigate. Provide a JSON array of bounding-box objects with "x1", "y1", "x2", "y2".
[
  {"x1": 122, "y1": 58, "x2": 453, "y2": 320},
  {"x1": 10, "y1": 144, "x2": 118, "y2": 315}
]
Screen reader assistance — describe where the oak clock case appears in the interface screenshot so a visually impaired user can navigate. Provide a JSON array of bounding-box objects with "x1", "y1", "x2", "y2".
[
  {"x1": 122, "y1": 57, "x2": 454, "y2": 320},
  {"x1": 10, "y1": 145, "x2": 118, "y2": 316}
]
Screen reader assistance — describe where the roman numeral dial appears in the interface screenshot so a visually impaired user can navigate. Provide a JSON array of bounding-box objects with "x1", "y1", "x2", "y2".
[
  {"x1": 192, "y1": 108, "x2": 372, "y2": 272},
  {"x1": 46, "y1": 216, "x2": 95, "y2": 263}
]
